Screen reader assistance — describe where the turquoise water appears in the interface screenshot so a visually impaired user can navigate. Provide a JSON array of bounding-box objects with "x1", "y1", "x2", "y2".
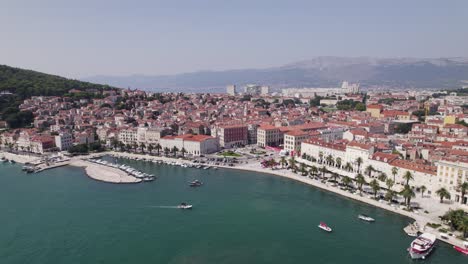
[{"x1": 0, "y1": 158, "x2": 465, "y2": 264}]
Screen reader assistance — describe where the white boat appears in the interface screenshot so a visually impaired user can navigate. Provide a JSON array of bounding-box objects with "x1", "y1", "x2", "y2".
[
  {"x1": 358, "y1": 214, "x2": 375, "y2": 222},
  {"x1": 408, "y1": 233, "x2": 437, "y2": 259},
  {"x1": 318, "y1": 222, "x2": 332, "y2": 232},
  {"x1": 177, "y1": 203, "x2": 193, "y2": 210}
]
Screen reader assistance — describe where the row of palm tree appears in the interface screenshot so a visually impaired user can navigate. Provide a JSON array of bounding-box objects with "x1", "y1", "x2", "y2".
[{"x1": 115, "y1": 141, "x2": 187, "y2": 157}]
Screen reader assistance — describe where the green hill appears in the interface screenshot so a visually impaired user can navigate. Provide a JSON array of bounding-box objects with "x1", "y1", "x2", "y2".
[{"x1": 0, "y1": 65, "x2": 118, "y2": 128}]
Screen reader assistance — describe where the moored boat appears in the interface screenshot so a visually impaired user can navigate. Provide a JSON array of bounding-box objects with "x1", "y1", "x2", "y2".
[
  {"x1": 358, "y1": 214, "x2": 375, "y2": 222},
  {"x1": 454, "y1": 242, "x2": 468, "y2": 255},
  {"x1": 318, "y1": 222, "x2": 332, "y2": 232},
  {"x1": 408, "y1": 233, "x2": 436, "y2": 259}
]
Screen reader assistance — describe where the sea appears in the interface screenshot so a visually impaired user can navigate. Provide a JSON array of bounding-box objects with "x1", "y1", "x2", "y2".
[{"x1": 0, "y1": 157, "x2": 465, "y2": 264}]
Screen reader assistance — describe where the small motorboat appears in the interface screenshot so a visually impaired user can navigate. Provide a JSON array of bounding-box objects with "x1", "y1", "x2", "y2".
[
  {"x1": 358, "y1": 214, "x2": 375, "y2": 222},
  {"x1": 318, "y1": 222, "x2": 332, "y2": 232},
  {"x1": 454, "y1": 242, "x2": 468, "y2": 255},
  {"x1": 177, "y1": 203, "x2": 193, "y2": 209},
  {"x1": 189, "y1": 180, "x2": 203, "y2": 187},
  {"x1": 408, "y1": 233, "x2": 436, "y2": 259}
]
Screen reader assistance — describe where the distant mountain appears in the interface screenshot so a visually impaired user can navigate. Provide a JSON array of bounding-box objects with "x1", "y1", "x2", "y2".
[{"x1": 84, "y1": 57, "x2": 468, "y2": 93}]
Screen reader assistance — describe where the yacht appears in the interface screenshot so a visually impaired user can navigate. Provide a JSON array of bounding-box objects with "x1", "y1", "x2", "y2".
[
  {"x1": 177, "y1": 203, "x2": 193, "y2": 209},
  {"x1": 189, "y1": 180, "x2": 203, "y2": 187},
  {"x1": 318, "y1": 222, "x2": 332, "y2": 232},
  {"x1": 454, "y1": 242, "x2": 468, "y2": 255},
  {"x1": 358, "y1": 214, "x2": 375, "y2": 222},
  {"x1": 408, "y1": 233, "x2": 436, "y2": 259}
]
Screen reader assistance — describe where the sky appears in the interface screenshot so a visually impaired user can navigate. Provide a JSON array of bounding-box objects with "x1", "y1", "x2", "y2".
[{"x1": 1, "y1": 0, "x2": 467, "y2": 78}]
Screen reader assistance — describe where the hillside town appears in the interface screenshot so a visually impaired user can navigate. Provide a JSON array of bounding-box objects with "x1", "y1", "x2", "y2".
[{"x1": 1, "y1": 83, "x2": 467, "y2": 210}]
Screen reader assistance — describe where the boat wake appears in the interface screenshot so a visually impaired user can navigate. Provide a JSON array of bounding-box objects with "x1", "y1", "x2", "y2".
[{"x1": 147, "y1": 205, "x2": 180, "y2": 209}]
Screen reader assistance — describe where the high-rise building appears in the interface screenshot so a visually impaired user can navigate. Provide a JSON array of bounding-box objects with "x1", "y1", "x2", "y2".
[
  {"x1": 244, "y1": 84, "x2": 262, "y2": 95},
  {"x1": 261, "y1": 86, "x2": 270, "y2": 95},
  {"x1": 226, "y1": 85, "x2": 237, "y2": 96}
]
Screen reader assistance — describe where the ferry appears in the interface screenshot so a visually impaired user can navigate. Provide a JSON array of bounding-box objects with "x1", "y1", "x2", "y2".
[
  {"x1": 318, "y1": 222, "x2": 332, "y2": 232},
  {"x1": 358, "y1": 214, "x2": 375, "y2": 222},
  {"x1": 408, "y1": 233, "x2": 436, "y2": 259},
  {"x1": 177, "y1": 203, "x2": 193, "y2": 209},
  {"x1": 189, "y1": 180, "x2": 203, "y2": 187}
]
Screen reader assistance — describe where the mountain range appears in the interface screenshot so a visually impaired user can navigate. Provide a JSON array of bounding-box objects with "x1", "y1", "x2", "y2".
[{"x1": 84, "y1": 56, "x2": 468, "y2": 93}]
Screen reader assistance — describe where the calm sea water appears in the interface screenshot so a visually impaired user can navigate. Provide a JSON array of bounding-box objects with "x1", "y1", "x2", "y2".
[{"x1": 0, "y1": 158, "x2": 465, "y2": 264}]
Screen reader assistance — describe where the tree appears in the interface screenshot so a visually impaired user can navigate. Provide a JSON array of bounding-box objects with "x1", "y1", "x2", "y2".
[
  {"x1": 385, "y1": 190, "x2": 395, "y2": 202},
  {"x1": 320, "y1": 166, "x2": 328, "y2": 178},
  {"x1": 370, "y1": 179, "x2": 380, "y2": 198},
  {"x1": 364, "y1": 165, "x2": 374, "y2": 177},
  {"x1": 378, "y1": 172, "x2": 387, "y2": 182},
  {"x1": 401, "y1": 185, "x2": 415, "y2": 209},
  {"x1": 355, "y1": 174, "x2": 366, "y2": 195},
  {"x1": 344, "y1": 162, "x2": 353, "y2": 172},
  {"x1": 331, "y1": 172, "x2": 339, "y2": 182},
  {"x1": 457, "y1": 182, "x2": 468, "y2": 204},
  {"x1": 441, "y1": 209, "x2": 468, "y2": 237},
  {"x1": 326, "y1": 155, "x2": 334, "y2": 166},
  {"x1": 289, "y1": 156, "x2": 296, "y2": 172},
  {"x1": 181, "y1": 147, "x2": 187, "y2": 157},
  {"x1": 280, "y1": 156, "x2": 287, "y2": 168},
  {"x1": 147, "y1": 144, "x2": 154, "y2": 155},
  {"x1": 300, "y1": 163, "x2": 307, "y2": 176},
  {"x1": 403, "y1": 171, "x2": 414, "y2": 186},
  {"x1": 355, "y1": 102, "x2": 366, "y2": 111},
  {"x1": 155, "y1": 143, "x2": 162, "y2": 155},
  {"x1": 420, "y1": 185, "x2": 427, "y2": 198},
  {"x1": 318, "y1": 151, "x2": 324, "y2": 163},
  {"x1": 171, "y1": 146, "x2": 179, "y2": 157},
  {"x1": 436, "y1": 188, "x2": 451, "y2": 203},
  {"x1": 391, "y1": 167, "x2": 399, "y2": 182},
  {"x1": 163, "y1": 147, "x2": 170, "y2": 156},
  {"x1": 385, "y1": 179, "x2": 394, "y2": 191},
  {"x1": 310, "y1": 166, "x2": 318, "y2": 177},
  {"x1": 139, "y1": 142, "x2": 146, "y2": 153},
  {"x1": 335, "y1": 157, "x2": 342, "y2": 168},
  {"x1": 342, "y1": 176, "x2": 352, "y2": 190},
  {"x1": 355, "y1": 157, "x2": 363, "y2": 172}
]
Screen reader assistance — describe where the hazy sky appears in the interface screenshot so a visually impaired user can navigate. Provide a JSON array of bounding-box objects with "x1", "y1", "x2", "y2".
[{"x1": 1, "y1": 0, "x2": 467, "y2": 78}]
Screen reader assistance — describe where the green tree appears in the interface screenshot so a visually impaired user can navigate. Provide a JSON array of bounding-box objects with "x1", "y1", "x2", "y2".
[
  {"x1": 370, "y1": 179, "x2": 380, "y2": 198},
  {"x1": 436, "y1": 188, "x2": 451, "y2": 203},
  {"x1": 420, "y1": 185, "x2": 427, "y2": 198},
  {"x1": 364, "y1": 165, "x2": 374, "y2": 177},
  {"x1": 403, "y1": 171, "x2": 414, "y2": 186},
  {"x1": 355, "y1": 157, "x2": 363, "y2": 172},
  {"x1": 401, "y1": 185, "x2": 415, "y2": 209},
  {"x1": 335, "y1": 157, "x2": 342, "y2": 168},
  {"x1": 355, "y1": 174, "x2": 366, "y2": 195},
  {"x1": 457, "y1": 182, "x2": 468, "y2": 204},
  {"x1": 342, "y1": 176, "x2": 352, "y2": 190},
  {"x1": 391, "y1": 167, "x2": 399, "y2": 182}
]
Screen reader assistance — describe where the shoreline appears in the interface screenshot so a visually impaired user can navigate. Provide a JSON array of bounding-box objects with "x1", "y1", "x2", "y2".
[
  {"x1": 2, "y1": 150, "x2": 466, "y2": 248},
  {"x1": 108, "y1": 151, "x2": 466, "y2": 248}
]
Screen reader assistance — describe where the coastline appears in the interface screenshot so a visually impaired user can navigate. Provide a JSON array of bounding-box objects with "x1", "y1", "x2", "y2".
[{"x1": 2, "y1": 150, "x2": 466, "y2": 248}]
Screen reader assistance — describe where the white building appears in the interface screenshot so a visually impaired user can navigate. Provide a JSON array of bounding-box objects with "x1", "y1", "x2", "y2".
[
  {"x1": 435, "y1": 159, "x2": 468, "y2": 205},
  {"x1": 55, "y1": 132, "x2": 73, "y2": 151},
  {"x1": 226, "y1": 85, "x2": 237, "y2": 96},
  {"x1": 160, "y1": 134, "x2": 219, "y2": 156},
  {"x1": 118, "y1": 128, "x2": 137, "y2": 146}
]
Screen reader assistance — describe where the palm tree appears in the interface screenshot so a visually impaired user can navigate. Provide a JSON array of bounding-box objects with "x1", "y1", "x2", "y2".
[
  {"x1": 355, "y1": 173, "x2": 366, "y2": 195},
  {"x1": 147, "y1": 144, "x2": 154, "y2": 155},
  {"x1": 385, "y1": 178, "x2": 394, "y2": 191},
  {"x1": 155, "y1": 143, "x2": 162, "y2": 155},
  {"x1": 335, "y1": 157, "x2": 342, "y2": 169},
  {"x1": 370, "y1": 179, "x2": 380, "y2": 198},
  {"x1": 181, "y1": 147, "x2": 187, "y2": 157},
  {"x1": 364, "y1": 165, "x2": 374, "y2": 177},
  {"x1": 420, "y1": 185, "x2": 427, "y2": 198},
  {"x1": 457, "y1": 182, "x2": 468, "y2": 204},
  {"x1": 163, "y1": 147, "x2": 170, "y2": 156},
  {"x1": 391, "y1": 167, "x2": 399, "y2": 182},
  {"x1": 342, "y1": 176, "x2": 352, "y2": 190},
  {"x1": 436, "y1": 188, "x2": 451, "y2": 203},
  {"x1": 330, "y1": 172, "x2": 339, "y2": 182},
  {"x1": 320, "y1": 166, "x2": 328, "y2": 178},
  {"x1": 171, "y1": 146, "x2": 179, "y2": 157},
  {"x1": 300, "y1": 163, "x2": 307, "y2": 176},
  {"x1": 318, "y1": 151, "x2": 324, "y2": 163},
  {"x1": 385, "y1": 189, "x2": 395, "y2": 202},
  {"x1": 355, "y1": 157, "x2": 363, "y2": 172},
  {"x1": 310, "y1": 166, "x2": 318, "y2": 177},
  {"x1": 326, "y1": 155, "x2": 334, "y2": 166},
  {"x1": 378, "y1": 172, "x2": 387, "y2": 182},
  {"x1": 401, "y1": 185, "x2": 415, "y2": 209},
  {"x1": 344, "y1": 162, "x2": 353, "y2": 172},
  {"x1": 139, "y1": 142, "x2": 146, "y2": 153},
  {"x1": 403, "y1": 171, "x2": 414, "y2": 186},
  {"x1": 289, "y1": 156, "x2": 296, "y2": 172},
  {"x1": 280, "y1": 156, "x2": 287, "y2": 168}
]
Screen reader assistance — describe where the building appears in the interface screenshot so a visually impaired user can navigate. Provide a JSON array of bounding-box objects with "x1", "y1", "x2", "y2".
[
  {"x1": 284, "y1": 130, "x2": 309, "y2": 154},
  {"x1": 118, "y1": 128, "x2": 138, "y2": 146},
  {"x1": 160, "y1": 134, "x2": 219, "y2": 156},
  {"x1": 257, "y1": 125, "x2": 283, "y2": 147},
  {"x1": 30, "y1": 136, "x2": 55, "y2": 154},
  {"x1": 211, "y1": 124, "x2": 248, "y2": 148},
  {"x1": 366, "y1": 104, "x2": 383, "y2": 118},
  {"x1": 435, "y1": 159, "x2": 468, "y2": 205},
  {"x1": 247, "y1": 124, "x2": 259, "y2": 145},
  {"x1": 55, "y1": 132, "x2": 73, "y2": 151},
  {"x1": 226, "y1": 85, "x2": 237, "y2": 96},
  {"x1": 282, "y1": 81, "x2": 359, "y2": 98},
  {"x1": 244, "y1": 84, "x2": 262, "y2": 95},
  {"x1": 260, "y1": 86, "x2": 270, "y2": 95}
]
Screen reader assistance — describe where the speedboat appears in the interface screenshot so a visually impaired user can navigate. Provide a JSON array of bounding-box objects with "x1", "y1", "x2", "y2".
[
  {"x1": 189, "y1": 180, "x2": 203, "y2": 187},
  {"x1": 177, "y1": 203, "x2": 193, "y2": 209},
  {"x1": 408, "y1": 233, "x2": 436, "y2": 259},
  {"x1": 454, "y1": 246, "x2": 468, "y2": 255},
  {"x1": 358, "y1": 214, "x2": 375, "y2": 222},
  {"x1": 318, "y1": 222, "x2": 332, "y2": 232}
]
